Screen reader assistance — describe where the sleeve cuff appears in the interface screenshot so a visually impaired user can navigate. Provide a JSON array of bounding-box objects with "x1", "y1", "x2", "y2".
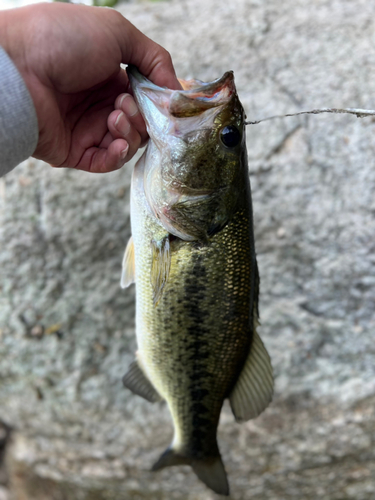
[{"x1": 0, "y1": 45, "x2": 39, "y2": 177}]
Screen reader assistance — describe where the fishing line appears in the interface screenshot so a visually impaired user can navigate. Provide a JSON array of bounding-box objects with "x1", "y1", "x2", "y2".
[{"x1": 245, "y1": 107, "x2": 375, "y2": 125}]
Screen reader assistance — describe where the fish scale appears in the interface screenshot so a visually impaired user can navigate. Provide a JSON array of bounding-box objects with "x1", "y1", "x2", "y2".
[{"x1": 135, "y1": 213, "x2": 252, "y2": 453}]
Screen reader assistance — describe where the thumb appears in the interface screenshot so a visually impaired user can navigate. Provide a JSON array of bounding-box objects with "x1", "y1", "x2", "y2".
[{"x1": 112, "y1": 14, "x2": 181, "y2": 90}]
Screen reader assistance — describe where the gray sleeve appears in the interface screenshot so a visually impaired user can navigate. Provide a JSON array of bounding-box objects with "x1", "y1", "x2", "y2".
[{"x1": 0, "y1": 46, "x2": 39, "y2": 177}]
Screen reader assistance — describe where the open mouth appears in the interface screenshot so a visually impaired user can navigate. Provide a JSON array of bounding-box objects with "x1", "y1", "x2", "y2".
[{"x1": 127, "y1": 65, "x2": 236, "y2": 123}]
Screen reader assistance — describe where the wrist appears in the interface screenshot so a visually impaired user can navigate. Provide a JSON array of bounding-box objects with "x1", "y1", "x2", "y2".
[
  {"x1": 0, "y1": 9, "x2": 31, "y2": 88},
  {"x1": 0, "y1": 7, "x2": 43, "y2": 138},
  {"x1": 0, "y1": 10, "x2": 10, "y2": 55},
  {"x1": 0, "y1": 11, "x2": 39, "y2": 167}
]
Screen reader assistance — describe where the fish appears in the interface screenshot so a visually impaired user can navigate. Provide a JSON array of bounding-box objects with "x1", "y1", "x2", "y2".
[{"x1": 121, "y1": 65, "x2": 274, "y2": 496}]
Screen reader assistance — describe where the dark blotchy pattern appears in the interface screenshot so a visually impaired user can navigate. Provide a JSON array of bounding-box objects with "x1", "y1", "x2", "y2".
[{"x1": 136, "y1": 204, "x2": 257, "y2": 460}]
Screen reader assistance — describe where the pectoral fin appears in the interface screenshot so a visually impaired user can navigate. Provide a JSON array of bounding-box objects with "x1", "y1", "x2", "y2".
[
  {"x1": 151, "y1": 236, "x2": 171, "y2": 306},
  {"x1": 121, "y1": 236, "x2": 135, "y2": 288},
  {"x1": 122, "y1": 358, "x2": 163, "y2": 403},
  {"x1": 229, "y1": 328, "x2": 274, "y2": 422}
]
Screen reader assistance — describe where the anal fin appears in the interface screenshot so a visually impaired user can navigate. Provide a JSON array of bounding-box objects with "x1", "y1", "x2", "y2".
[
  {"x1": 122, "y1": 358, "x2": 163, "y2": 403},
  {"x1": 229, "y1": 329, "x2": 274, "y2": 422}
]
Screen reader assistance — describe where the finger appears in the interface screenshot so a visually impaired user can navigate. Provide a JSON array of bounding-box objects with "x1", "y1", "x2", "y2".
[
  {"x1": 74, "y1": 138, "x2": 129, "y2": 174},
  {"x1": 99, "y1": 131, "x2": 114, "y2": 150},
  {"x1": 115, "y1": 93, "x2": 148, "y2": 146},
  {"x1": 114, "y1": 14, "x2": 182, "y2": 90},
  {"x1": 62, "y1": 101, "x2": 132, "y2": 171},
  {"x1": 139, "y1": 44, "x2": 182, "y2": 91},
  {"x1": 99, "y1": 130, "x2": 138, "y2": 161},
  {"x1": 108, "y1": 110, "x2": 142, "y2": 162}
]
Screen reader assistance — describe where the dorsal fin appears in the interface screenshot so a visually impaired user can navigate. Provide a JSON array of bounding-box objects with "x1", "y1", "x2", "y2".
[
  {"x1": 229, "y1": 328, "x2": 273, "y2": 422},
  {"x1": 230, "y1": 260, "x2": 273, "y2": 421}
]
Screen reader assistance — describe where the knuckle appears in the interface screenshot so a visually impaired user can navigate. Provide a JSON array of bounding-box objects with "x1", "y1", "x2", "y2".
[
  {"x1": 159, "y1": 47, "x2": 173, "y2": 66},
  {"x1": 108, "y1": 9, "x2": 124, "y2": 24}
]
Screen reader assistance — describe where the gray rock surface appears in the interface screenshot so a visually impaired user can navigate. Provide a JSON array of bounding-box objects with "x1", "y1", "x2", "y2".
[{"x1": 1, "y1": 0, "x2": 375, "y2": 498}]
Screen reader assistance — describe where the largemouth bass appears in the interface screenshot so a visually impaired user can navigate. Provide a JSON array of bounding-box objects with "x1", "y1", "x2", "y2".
[{"x1": 121, "y1": 66, "x2": 273, "y2": 496}]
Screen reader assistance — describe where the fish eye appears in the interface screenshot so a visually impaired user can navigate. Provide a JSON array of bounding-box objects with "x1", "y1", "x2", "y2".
[{"x1": 220, "y1": 125, "x2": 241, "y2": 148}]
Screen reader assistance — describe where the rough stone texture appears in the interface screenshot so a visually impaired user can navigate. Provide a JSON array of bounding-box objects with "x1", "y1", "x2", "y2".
[{"x1": 1, "y1": 0, "x2": 375, "y2": 498}]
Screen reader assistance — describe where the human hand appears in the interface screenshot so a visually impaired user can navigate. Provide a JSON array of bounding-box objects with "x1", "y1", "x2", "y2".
[{"x1": 0, "y1": 3, "x2": 180, "y2": 173}]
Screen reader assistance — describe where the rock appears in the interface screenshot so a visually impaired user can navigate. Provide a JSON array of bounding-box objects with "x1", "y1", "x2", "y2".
[
  {"x1": 1, "y1": 0, "x2": 375, "y2": 498},
  {"x1": 0, "y1": 422, "x2": 10, "y2": 488},
  {"x1": 0, "y1": 486, "x2": 9, "y2": 500}
]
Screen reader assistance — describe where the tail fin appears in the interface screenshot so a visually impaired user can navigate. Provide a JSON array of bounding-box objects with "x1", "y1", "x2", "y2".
[
  {"x1": 192, "y1": 457, "x2": 229, "y2": 496},
  {"x1": 151, "y1": 447, "x2": 189, "y2": 470},
  {"x1": 152, "y1": 447, "x2": 229, "y2": 496}
]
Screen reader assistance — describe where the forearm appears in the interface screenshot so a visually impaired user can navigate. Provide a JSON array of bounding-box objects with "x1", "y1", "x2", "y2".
[{"x1": 0, "y1": 11, "x2": 38, "y2": 177}]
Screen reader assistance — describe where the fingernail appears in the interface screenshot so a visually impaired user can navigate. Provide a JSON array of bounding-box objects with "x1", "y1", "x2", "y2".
[
  {"x1": 120, "y1": 144, "x2": 129, "y2": 160},
  {"x1": 119, "y1": 95, "x2": 126, "y2": 108},
  {"x1": 122, "y1": 96, "x2": 139, "y2": 117},
  {"x1": 115, "y1": 112, "x2": 131, "y2": 136}
]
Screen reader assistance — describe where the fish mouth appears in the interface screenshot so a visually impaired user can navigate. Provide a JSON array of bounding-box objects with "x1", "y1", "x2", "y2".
[{"x1": 127, "y1": 65, "x2": 237, "y2": 139}]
